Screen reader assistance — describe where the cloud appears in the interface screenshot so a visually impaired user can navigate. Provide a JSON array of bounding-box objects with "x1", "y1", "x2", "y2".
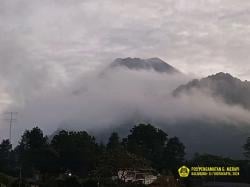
[
  {"x1": 1, "y1": 0, "x2": 250, "y2": 84},
  {"x1": 1, "y1": 66, "x2": 249, "y2": 158}
]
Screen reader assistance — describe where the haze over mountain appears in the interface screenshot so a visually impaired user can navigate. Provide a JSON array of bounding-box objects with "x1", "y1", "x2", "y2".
[
  {"x1": 95, "y1": 62, "x2": 250, "y2": 158},
  {"x1": 109, "y1": 57, "x2": 181, "y2": 74},
  {"x1": 174, "y1": 72, "x2": 250, "y2": 110},
  {"x1": 2, "y1": 57, "x2": 250, "y2": 159}
]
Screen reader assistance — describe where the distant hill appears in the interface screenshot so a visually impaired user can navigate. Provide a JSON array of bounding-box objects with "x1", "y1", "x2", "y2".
[
  {"x1": 173, "y1": 72, "x2": 250, "y2": 109},
  {"x1": 72, "y1": 59, "x2": 250, "y2": 158},
  {"x1": 109, "y1": 57, "x2": 181, "y2": 74}
]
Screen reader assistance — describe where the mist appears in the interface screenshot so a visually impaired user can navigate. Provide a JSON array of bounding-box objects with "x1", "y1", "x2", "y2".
[{"x1": 1, "y1": 64, "x2": 250, "y2": 158}]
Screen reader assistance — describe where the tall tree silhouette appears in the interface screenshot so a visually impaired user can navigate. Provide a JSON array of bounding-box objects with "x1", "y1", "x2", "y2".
[
  {"x1": 51, "y1": 130, "x2": 98, "y2": 176},
  {"x1": 124, "y1": 124, "x2": 168, "y2": 169},
  {"x1": 163, "y1": 137, "x2": 185, "y2": 172},
  {"x1": 243, "y1": 137, "x2": 250, "y2": 158}
]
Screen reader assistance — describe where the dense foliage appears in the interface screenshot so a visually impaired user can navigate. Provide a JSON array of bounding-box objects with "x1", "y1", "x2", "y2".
[
  {"x1": 1, "y1": 123, "x2": 250, "y2": 186},
  {"x1": 0, "y1": 123, "x2": 186, "y2": 186}
]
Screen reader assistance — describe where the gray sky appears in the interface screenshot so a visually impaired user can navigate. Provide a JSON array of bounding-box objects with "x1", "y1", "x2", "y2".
[{"x1": 1, "y1": 0, "x2": 250, "y2": 83}]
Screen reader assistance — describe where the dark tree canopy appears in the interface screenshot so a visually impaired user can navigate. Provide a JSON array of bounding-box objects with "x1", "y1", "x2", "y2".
[
  {"x1": 16, "y1": 127, "x2": 58, "y2": 176},
  {"x1": 0, "y1": 123, "x2": 189, "y2": 185},
  {"x1": 51, "y1": 130, "x2": 98, "y2": 176},
  {"x1": 0, "y1": 139, "x2": 12, "y2": 157},
  {"x1": 163, "y1": 137, "x2": 185, "y2": 172},
  {"x1": 96, "y1": 131, "x2": 150, "y2": 177},
  {"x1": 0, "y1": 140, "x2": 12, "y2": 173},
  {"x1": 243, "y1": 137, "x2": 250, "y2": 159},
  {"x1": 18, "y1": 127, "x2": 48, "y2": 151},
  {"x1": 107, "y1": 132, "x2": 121, "y2": 152},
  {"x1": 124, "y1": 124, "x2": 168, "y2": 169}
]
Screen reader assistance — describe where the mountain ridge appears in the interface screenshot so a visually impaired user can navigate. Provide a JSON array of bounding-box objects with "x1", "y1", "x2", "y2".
[{"x1": 173, "y1": 72, "x2": 250, "y2": 110}]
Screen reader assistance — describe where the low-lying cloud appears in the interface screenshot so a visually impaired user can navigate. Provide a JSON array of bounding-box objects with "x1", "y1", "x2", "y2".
[{"x1": 1, "y1": 65, "x2": 250, "y2": 158}]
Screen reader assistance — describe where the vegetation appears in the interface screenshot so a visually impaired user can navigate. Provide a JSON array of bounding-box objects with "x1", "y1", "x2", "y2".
[
  {"x1": 243, "y1": 137, "x2": 250, "y2": 159},
  {"x1": 0, "y1": 123, "x2": 250, "y2": 186},
  {"x1": 0, "y1": 123, "x2": 185, "y2": 186}
]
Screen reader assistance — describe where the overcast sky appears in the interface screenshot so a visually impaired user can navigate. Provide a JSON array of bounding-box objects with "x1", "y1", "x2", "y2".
[{"x1": 1, "y1": 0, "x2": 250, "y2": 82}]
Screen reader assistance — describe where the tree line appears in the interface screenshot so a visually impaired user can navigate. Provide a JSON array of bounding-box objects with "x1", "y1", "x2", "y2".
[
  {"x1": 0, "y1": 123, "x2": 185, "y2": 186},
  {"x1": 1, "y1": 123, "x2": 250, "y2": 186}
]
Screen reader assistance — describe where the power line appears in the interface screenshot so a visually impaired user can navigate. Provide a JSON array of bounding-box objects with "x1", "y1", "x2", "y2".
[{"x1": 4, "y1": 112, "x2": 18, "y2": 144}]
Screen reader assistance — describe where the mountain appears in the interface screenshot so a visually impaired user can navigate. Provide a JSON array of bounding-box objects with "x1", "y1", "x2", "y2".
[
  {"x1": 109, "y1": 57, "x2": 181, "y2": 74},
  {"x1": 75, "y1": 59, "x2": 250, "y2": 158},
  {"x1": 173, "y1": 72, "x2": 250, "y2": 109}
]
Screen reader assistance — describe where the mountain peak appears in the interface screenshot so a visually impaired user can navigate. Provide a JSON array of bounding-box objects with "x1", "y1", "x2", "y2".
[
  {"x1": 208, "y1": 72, "x2": 235, "y2": 80},
  {"x1": 174, "y1": 72, "x2": 250, "y2": 109},
  {"x1": 110, "y1": 57, "x2": 180, "y2": 74}
]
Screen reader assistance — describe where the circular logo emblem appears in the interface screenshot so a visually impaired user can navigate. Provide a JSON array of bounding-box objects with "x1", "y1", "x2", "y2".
[{"x1": 178, "y1": 166, "x2": 190, "y2": 178}]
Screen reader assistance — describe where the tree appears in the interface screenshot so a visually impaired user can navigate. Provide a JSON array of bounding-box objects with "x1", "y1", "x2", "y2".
[
  {"x1": 107, "y1": 132, "x2": 121, "y2": 152},
  {"x1": 163, "y1": 137, "x2": 185, "y2": 172},
  {"x1": 0, "y1": 139, "x2": 12, "y2": 173},
  {"x1": 243, "y1": 137, "x2": 250, "y2": 159},
  {"x1": 95, "y1": 131, "x2": 151, "y2": 179},
  {"x1": 0, "y1": 139, "x2": 12, "y2": 159},
  {"x1": 51, "y1": 130, "x2": 98, "y2": 176},
  {"x1": 124, "y1": 124, "x2": 168, "y2": 169},
  {"x1": 96, "y1": 149, "x2": 150, "y2": 179},
  {"x1": 18, "y1": 127, "x2": 47, "y2": 151},
  {"x1": 16, "y1": 127, "x2": 58, "y2": 176}
]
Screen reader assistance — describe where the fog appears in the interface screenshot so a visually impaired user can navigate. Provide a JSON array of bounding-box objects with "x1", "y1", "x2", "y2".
[{"x1": 1, "y1": 64, "x2": 250, "y2": 157}]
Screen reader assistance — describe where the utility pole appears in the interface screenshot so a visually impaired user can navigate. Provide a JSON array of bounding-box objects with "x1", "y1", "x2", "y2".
[{"x1": 5, "y1": 112, "x2": 18, "y2": 144}]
